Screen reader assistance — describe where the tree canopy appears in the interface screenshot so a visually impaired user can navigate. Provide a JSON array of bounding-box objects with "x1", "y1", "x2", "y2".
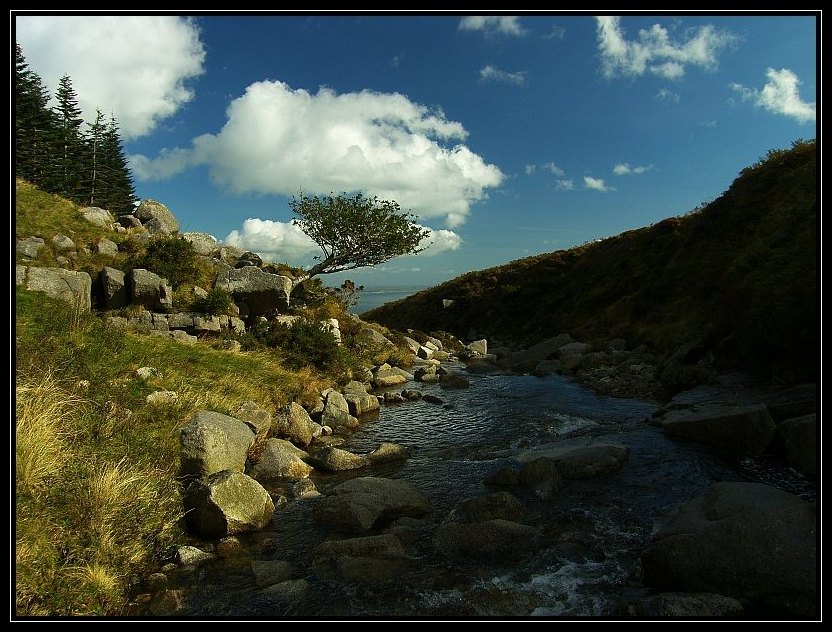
[{"x1": 291, "y1": 192, "x2": 431, "y2": 278}]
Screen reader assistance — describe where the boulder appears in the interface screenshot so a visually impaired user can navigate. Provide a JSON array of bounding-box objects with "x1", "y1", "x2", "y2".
[
  {"x1": 558, "y1": 341, "x2": 588, "y2": 359},
  {"x1": 658, "y1": 404, "x2": 776, "y2": 455},
  {"x1": 251, "y1": 560, "x2": 292, "y2": 588},
  {"x1": 135, "y1": 199, "x2": 179, "y2": 234},
  {"x1": 313, "y1": 533, "x2": 409, "y2": 584},
  {"x1": 342, "y1": 380, "x2": 380, "y2": 416},
  {"x1": 18, "y1": 266, "x2": 91, "y2": 312},
  {"x1": 483, "y1": 467, "x2": 520, "y2": 487},
  {"x1": 373, "y1": 364, "x2": 411, "y2": 388},
  {"x1": 258, "y1": 579, "x2": 309, "y2": 602},
  {"x1": 439, "y1": 371, "x2": 470, "y2": 389},
  {"x1": 466, "y1": 339, "x2": 488, "y2": 356},
  {"x1": 416, "y1": 346, "x2": 434, "y2": 360},
  {"x1": 179, "y1": 410, "x2": 256, "y2": 479},
  {"x1": 99, "y1": 267, "x2": 127, "y2": 309},
  {"x1": 51, "y1": 233, "x2": 76, "y2": 251},
  {"x1": 232, "y1": 401, "x2": 272, "y2": 435},
  {"x1": 146, "y1": 390, "x2": 178, "y2": 406},
  {"x1": 776, "y1": 414, "x2": 816, "y2": 477},
  {"x1": 17, "y1": 237, "x2": 46, "y2": 259},
  {"x1": 433, "y1": 519, "x2": 538, "y2": 561},
  {"x1": 215, "y1": 266, "x2": 293, "y2": 314},
  {"x1": 631, "y1": 592, "x2": 744, "y2": 617},
  {"x1": 642, "y1": 482, "x2": 817, "y2": 616},
  {"x1": 454, "y1": 491, "x2": 524, "y2": 523},
  {"x1": 247, "y1": 438, "x2": 312, "y2": 482},
  {"x1": 321, "y1": 390, "x2": 358, "y2": 429},
  {"x1": 136, "y1": 366, "x2": 160, "y2": 380},
  {"x1": 356, "y1": 327, "x2": 395, "y2": 348},
  {"x1": 80, "y1": 206, "x2": 115, "y2": 228},
  {"x1": 314, "y1": 477, "x2": 431, "y2": 532},
  {"x1": 309, "y1": 446, "x2": 368, "y2": 472},
  {"x1": 403, "y1": 336, "x2": 421, "y2": 354},
  {"x1": 235, "y1": 251, "x2": 262, "y2": 268},
  {"x1": 272, "y1": 402, "x2": 322, "y2": 447},
  {"x1": 366, "y1": 442, "x2": 409, "y2": 464},
  {"x1": 95, "y1": 238, "x2": 119, "y2": 256},
  {"x1": 181, "y1": 232, "x2": 218, "y2": 256},
  {"x1": 519, "y1": 443, "x2": 629, "y2": 479},
  {"x1": 176, "y1": 545, "x2": 214, "y2": 566},
  {"x1": 117, "y1": 214, "x2": 143, "y2": 230},
  {"x1": 129, "y1": 268, "x2": 172, "y2": 311},
  {"x1": 519, "y1": 457, "x2": 562, "y2": 500},
  {"x1": 183, "y1": 470, "x2": 274, "y2": 538},
  {"x1": 414, "y1": 365, "x2": 438, "y2": 382}
]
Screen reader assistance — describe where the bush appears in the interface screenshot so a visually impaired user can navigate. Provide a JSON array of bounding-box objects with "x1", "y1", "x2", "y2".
[
  {"x1": 193, "y1": 288, "x2": 233, "y2": 316},
  {"x1": 134, "y1": 236, "x2": 202, "y2": 289}
]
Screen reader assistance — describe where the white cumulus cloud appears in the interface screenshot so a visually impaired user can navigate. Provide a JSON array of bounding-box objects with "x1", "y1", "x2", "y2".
[
  {"x1": 15, "y1": 15, "x2": 205, "y2": 140},
  {"x1": 729, "y1": 68, "x2": 815, "y2": 124},
  {"x1": 417, "y1": 225, "x2": 463, "y2": 256},
  {"x1": 583, "y1": 176, "x2": 615, "y2": 192},
  {"x1": 595, "y1": 16, "x2": 737, "y2": 80},
  {"x1": 459, "y1": 16, "x2": 526, "y2": 37},
  {"x1": 131, "y1": 80, "x2": 504, "y2": 228},
  {"x1": 613, "y1": 162, "x2": 653, "y2": 176},
  {"x1": 479, "y1": 65, "x2": 527, "y2": 86}
]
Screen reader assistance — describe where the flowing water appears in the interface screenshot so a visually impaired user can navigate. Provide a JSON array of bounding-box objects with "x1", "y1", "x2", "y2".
[{"x1": 173, "y1": 368, "x2": 814, "y2": 619}]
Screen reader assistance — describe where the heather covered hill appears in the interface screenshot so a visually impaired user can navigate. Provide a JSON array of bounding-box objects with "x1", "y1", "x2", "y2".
[{"x1": 366, "y1": 140, "x2": 817, "y2": 388}]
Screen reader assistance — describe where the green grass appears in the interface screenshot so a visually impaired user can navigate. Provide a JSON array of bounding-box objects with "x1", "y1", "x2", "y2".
[
  {"x1": 366, "y1": 139, "x2": 817, "y2": 387},
  {"x1": 14, "y1": 288, "x2": 334, "y2": 615}
]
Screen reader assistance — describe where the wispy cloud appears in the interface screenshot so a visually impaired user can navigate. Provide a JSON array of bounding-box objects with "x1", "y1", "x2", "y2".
[
  {"x1": 655, "y1": 88, "x2": 681, "y2": 103},
  {"x1": 729, "y1": 67, "x2": 815, "y2": 124},
  {"x1": 556, "y1": 179, "x2": 575, "y2": 191},
  {"x1": 595, "y1": 16, "x2": 737, "y2": 80},
  {"x1": 700, "y1": 119, "x2": 718, "y2": 128},
  {"x1": 583, "y1": 176, "x2": 615, "y2": 192},
  {"x1": 479, "y1": 65, "x2": 528, "y2": 86},
  {"x1": 542, "y1": 24, "x2": 566, "y2": 40},
  {"x1": 15, "y1": 15, "x2": 205, "y2": 139},
  {"x1": 526, "y1": 162, "x2": 565, "y2": 177},
  {"x1": 131, "y1": 80, "x2": 504, "y2": 228},
  {"x1": 613, "y1": 162, "x2": 653, "y2": 176},
  {"x1": 459, "y1": 16, "x2": 526, "y2": 37}
]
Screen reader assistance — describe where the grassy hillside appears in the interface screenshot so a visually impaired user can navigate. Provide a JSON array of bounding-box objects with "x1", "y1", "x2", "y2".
[
  {"x1": 366, "y1": 140, "x2": 817, "y2": 385},
  {"x1": 14, "y1": 181, "x2": 409, "y2": 615}
]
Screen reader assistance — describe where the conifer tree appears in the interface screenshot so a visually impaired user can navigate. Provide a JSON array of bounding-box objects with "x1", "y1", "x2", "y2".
[
  {"x1": 52, "y1": 74, "x2": 86, "y2": 201},
  {"x1": 15, "y1": 43, "x2": 54, "y2": 187}
]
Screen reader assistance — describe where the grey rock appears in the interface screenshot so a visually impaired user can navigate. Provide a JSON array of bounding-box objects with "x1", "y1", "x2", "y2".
[
  {"x1": 642, "y1": 482, "x2": 817, "y2": 616},
  {"x1": 439, "y1": 371, "x2": 470, "y2": 389},
  {"x1": 184, "y1": 470, "x2": 275, "y2": 538},
  {"x1": 233, "y1": 401, "x2": 271, "y2": 435},
  {"x1": 235, "y1": 251, "x2": 262, "y2": 268},
  {"x1": 136, "y1": 366, "x2": 160, "y2": 380},
  {"x1": 129, "y1": 268, "x2": 172, "y2": 311},
  {"x1": 314, "y1": 477, "x2": 431, "y2": 532},
  {"x1": 454, "y1": 491, "x2": 524, "y2": 523},
  {"x1": 135, "y1": 199, "x2": 179, "y2": 234},
  {"x1": 248, "y1": 438, "x2": 312, "y2": 482},
  {"x1": 81, "y1": 206, "x2": 115, "y2": 228},
  {"x1": 366, "y1": 442, "x2": 409, "y2": 465},
  {"x1": 117, "y1": 214, "x2": 143, "y2": 230},
  {"x1": 182, "y1": 232, "x2": 218, "y2": 256},
  {"x1": 659, "y1": 403, "x2": 776, "y2": 455},
  {"x1": 17, "y1": 237, "x2": 46, "y2": 259},
  {"x1": 146, "y1": 390, "x2": 178, "y2": 406},
  {"x1": 403, "y1": 336, "x2": 421, "y2": 354},
  {"x1": 321, "y1": 390, "x2": 358, "y2": 429},
  {"x1": 433, "y1": 519, "x2": 538, "y2": 561},
  {"x1": 483, "y1": 467, "x2": 520, "y2": 487},
  {"x1": 258, "y1": 578, "x2": 309, "y2": 602},
  {"x1": 215, "y1": 266, "x2": 293, "y2": 314},
  {"x1": 777, "y1": 414, "x2": 816, "y2": 476},
  {"x1": 272, "y1": 402, "x2": 322, "y2": 447},
  {"x1": 176, "y1": 545, "x2": 214, "y2": 566},
  {"x1": 251, "y1": 560, "x2": 292, "y2": 588},
  {"x1": 357, "y1": 327, "x2": 395, "y2": 348},
  {"x1": 343, "y1": 380, "x2": 380, "y2": 416},
  {"x1": 313, "y1": 533, "x2": 409, "y2": 584},
  {"x1": 179, "y1": 410, "x2": 255, "y2": 479},
  {"x1": 51, "y1": 233, "x2": 76, "y2": 251},
  {"x1": 99, "y1": 267, "x2": 127, "y2": 309},
  {"x1": 95, "y1": 238, "x2": 119, "y2": 256},
  {"x1": 309, "y1": 446, "x2": 368, "y2": 472},
  {"x1": 520, "y1": 443, "x2": 629, "y2": 479},
  {"x1": 373, "y1": 364, "x2": 411, "y2": 387},
  {"x1": 519, "y1": 457, "x2": 562, "y2": 500},
  {"x1": 558, "y1": 341, "x2": 588, "y2": 359},
  {"x1": 417, "y1": 345, "x2": 434, "y2": 360},
  {"x1": 466, "y1": 339, "x2": 488, "y2": 356},
  {"x1": 414, "y1": 365, "x2": 438, "y2": 382},
  {"x1": 19, "y1": 266, "x2": 91, "y2": 312}
]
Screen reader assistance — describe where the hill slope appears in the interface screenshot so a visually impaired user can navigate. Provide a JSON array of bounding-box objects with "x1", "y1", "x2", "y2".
[{"x1": 366, "y1": 140, "x2": 817, "y2": 386}]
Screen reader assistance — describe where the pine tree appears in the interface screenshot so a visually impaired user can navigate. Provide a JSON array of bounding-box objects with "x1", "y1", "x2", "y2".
[
  {"x1": 98, "y1": 115, "x2": 136, "y2": 215},
  {"x1": 15, "y1": 43, "x2": 55, "y2": 187},
  {"x1": 51, "y1": 74, "x2": 86, "y2": 202},
  {"x1": 84, "y1": 109, "x2": 106, "y2": 207}
]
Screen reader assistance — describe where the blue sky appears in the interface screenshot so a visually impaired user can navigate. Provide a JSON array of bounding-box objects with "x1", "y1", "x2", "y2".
[{"x1": 15, "y1": 12, "x2": 817, "y2": 289}]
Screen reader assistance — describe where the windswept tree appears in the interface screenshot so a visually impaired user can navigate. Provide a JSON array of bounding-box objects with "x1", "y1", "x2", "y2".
[{"x1": 291, "y1": 192, "x2": 430, "y2": 280}]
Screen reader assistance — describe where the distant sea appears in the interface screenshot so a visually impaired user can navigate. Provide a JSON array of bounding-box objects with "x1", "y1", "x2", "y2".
[{"x1": 352, "y1": 286, "x2": 425, "y2": 314}]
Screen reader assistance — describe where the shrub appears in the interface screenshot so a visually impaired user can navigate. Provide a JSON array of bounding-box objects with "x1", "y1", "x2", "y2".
[
  {"x1": 134, "y1": 236, "x2": 202, "y2": 289},
  {"x1": 193, "y1": 288, "x2": 233, "y2": 316}
]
